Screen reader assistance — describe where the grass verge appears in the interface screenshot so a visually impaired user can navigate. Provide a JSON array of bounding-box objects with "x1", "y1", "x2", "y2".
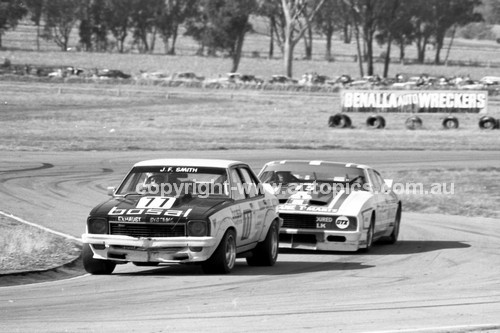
[
  {"x1": 0, "y1": 215, "x2": 80, "y2": 275},
  {"x1": 385, "y1": 167, "x2": 500, "y2": 219}
]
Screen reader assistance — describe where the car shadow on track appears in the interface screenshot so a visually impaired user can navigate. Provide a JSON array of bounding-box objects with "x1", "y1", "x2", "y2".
[
  {"x1": 368, "y1": 240, "x2": 471, "y2": 255},
  {"x1": 112, "y1": 260, "x2": 374, "y2": 277},
  {"x1": 109, "y1": 240, "x2": 470, "y2": 277}
]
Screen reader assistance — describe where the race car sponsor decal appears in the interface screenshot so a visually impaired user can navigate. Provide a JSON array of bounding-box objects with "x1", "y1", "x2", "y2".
[
  {"x1": 108, "y1": 206, "x2": 188, "y2": 217},
  {"x1": 315, "y1": 216, "x2": 333, "y2": 229},
  {"x1": 335, "y1": 216, "x2": 350, "y2": 229},
  {"x1": 278, "y1": 204, "x2": 338, "y2": 213},
  {"x1": 316, "y1": 216, "x2": 334, "y2": 223},
  {"x1": 149, "y1": 217, "x2": 175, "y2": 223},
  {"x1": 160, "y1": 166, "x2": 199, "y2": 173},
  {"x1": 117, "y1": 216, "x2": 142, "y2": 222},
  {"x1": 305, "y1": 206, "x2": 337, "y2": 213}
]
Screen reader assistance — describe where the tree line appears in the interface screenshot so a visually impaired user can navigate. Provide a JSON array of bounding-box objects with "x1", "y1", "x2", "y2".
[{"x1": 0, "y1": 0, "x2": 486, "y2": 78}]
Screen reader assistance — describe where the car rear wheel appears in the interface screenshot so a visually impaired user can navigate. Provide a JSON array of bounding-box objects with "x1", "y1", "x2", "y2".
[
  {"x1": 246, "y1": 220, "x2": 279, "y2": 266},
  {"x1": 202, "y1": 229, "x2": 236, "y2": 274},
  {"x1": 82, "y1": 243, "x2": 116, "y2": 275},
  {"x1": 388, "y1": 206, "x2": 401, "y2": 244}
]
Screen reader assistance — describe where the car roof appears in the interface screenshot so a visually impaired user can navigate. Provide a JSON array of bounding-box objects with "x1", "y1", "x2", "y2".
[
  {"x1": 133, "y1": 159, "x2": 244, "y2": 169},
  {"x1": 263, "y1": 160, "x2": 371, "y2": 170}
]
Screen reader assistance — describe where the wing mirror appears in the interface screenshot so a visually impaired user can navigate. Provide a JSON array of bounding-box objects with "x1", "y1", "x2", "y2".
[{"x1": 107, "y1": 187, "x2": 116, "y2": 196}]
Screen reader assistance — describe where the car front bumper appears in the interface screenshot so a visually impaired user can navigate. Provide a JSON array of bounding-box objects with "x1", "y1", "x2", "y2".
[
  {"x1": 280, "y1": 228, "x2": 364, "y2": 252},
  {"x1": 81, "y1": 233, "x2": 218, "y2": 263}
]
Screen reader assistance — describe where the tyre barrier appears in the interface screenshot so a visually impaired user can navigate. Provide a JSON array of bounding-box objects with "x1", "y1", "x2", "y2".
[
  {"x1": 327, "y1": 114, "x2": 499, "y2": 130},
  {"x1": 366, "y1": 115, "x2": 386, "y2": 129},
  {"x1": 442, "y1": 116, "x2": 459, "y2": 129},
  {"x1": 478, "y1": 116, "x2": 499, "y2": 130},
  {"x1": 328, "y1": 113, "x2": 352, "y2": 128},
  {"x1": 405, "y1": 116, "x2": 423, "y2": 130}
]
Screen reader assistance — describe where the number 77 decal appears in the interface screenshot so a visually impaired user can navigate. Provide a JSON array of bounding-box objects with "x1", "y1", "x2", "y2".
[
  {"x1": 136, "y1": 197, "x2": 176, "y2": 209},
  {"x1": 241, "y1": 210, "x2": 252, "y2": 240}
]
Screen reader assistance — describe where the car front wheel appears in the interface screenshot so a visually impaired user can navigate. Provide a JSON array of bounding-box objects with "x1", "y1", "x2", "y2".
[
  {"x1": 388, "y1": 206, "x2": 402, "y2": 244},
  {"x1": 202, "y1": 229, "x2": 236, "y2": 274},
  {"x1": 360, "y1": 216, "x2": 375, "y2": 253},
  {"x1": 82, "y1": 243, "x2": 116, "y2": 275}
]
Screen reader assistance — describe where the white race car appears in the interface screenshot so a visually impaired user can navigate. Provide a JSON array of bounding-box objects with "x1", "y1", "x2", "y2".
[
  {"x1": 259, "y1": 160, "x2": 401, "y2": 252},
  {"x1": 82, "y1": 159, "x2": 281, "y2": 274}
]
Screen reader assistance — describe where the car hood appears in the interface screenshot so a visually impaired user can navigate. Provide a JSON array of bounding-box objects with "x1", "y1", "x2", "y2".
[{"x1": 89, "y1": 195, "x2": 232, "y2": 222}]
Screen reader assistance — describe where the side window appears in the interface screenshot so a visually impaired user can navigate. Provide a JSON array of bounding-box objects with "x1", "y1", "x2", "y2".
[
  {"x1": 367, "y1": 169, "x2": 381, "y2": 192},
  {"x1": 238, "y1": 167, "x2": 259, "y2": 198},
  {"x1": 229, "y1": 169, "x2": 246, "y2": 200}
]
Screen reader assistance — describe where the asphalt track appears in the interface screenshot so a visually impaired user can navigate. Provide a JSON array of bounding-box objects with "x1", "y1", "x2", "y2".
[{"x1": 0, "y1": 149, "x2": 499, "y2": 333}]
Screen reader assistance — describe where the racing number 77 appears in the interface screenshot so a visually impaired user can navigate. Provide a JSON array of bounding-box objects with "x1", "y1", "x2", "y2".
[{"x1": 241, "y1": 210, "x2": 252, "y2": 240}]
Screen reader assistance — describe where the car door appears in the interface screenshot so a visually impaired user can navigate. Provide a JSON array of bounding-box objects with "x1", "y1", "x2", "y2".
[
  {"x1": 374, "y1": 170, "x2": 399, "y2": 229},
  {"x1": 229, "y1": 166, "x2": 267, "y2": 246},
  {"x1": 367, "y1": 169, "x2": 391, "y2": 235}
]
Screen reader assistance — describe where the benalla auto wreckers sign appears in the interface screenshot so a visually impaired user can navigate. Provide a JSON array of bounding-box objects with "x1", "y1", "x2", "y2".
[{"x1": 341, "y1": 90, "x2": 488, "y2": 113}]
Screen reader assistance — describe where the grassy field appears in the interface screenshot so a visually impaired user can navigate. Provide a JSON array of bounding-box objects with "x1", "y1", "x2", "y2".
[{"x1": 1, "y1": 81, "x2": 499, "y2": 152}]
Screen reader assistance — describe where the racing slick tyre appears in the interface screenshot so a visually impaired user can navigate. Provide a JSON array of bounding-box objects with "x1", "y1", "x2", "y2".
[
  {"x1": 478, "y1": 116, "x2": 498, "y2": 130},
  {"x1": 442, "y1": 116, "x2": 459, "y2": 129},
  {"x1": 82, "y1": 243, "x2": 116, "y2": 275},
  {"x1": 366, "y1": 115, "x2": 386, "y2": 129},
  {"x1": 387, "y1": 206, "x2": 402, "y2": 244},
  {"x1": 246, "y1": 220, "x2": 279, "y2": 266},
  {"x1": 405, "y1": 116, "x2": 423, "y2": 130},
  {"x1": 202, "y1": 229, "x2": 237, "y2": 274},
  {"x1": 328, "y1": 113, "x2": 352, "y2": 128},
  {"x1": 360, "y1": 215, "x2": 375, "y2": 253}
]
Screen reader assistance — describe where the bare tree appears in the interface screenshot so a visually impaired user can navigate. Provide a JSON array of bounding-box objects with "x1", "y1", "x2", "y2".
[{"x1": 280, "y1": 0, "x2": 326, "y2": 77}]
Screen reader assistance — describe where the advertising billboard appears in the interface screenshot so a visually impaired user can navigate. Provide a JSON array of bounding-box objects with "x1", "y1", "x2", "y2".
[{"x1": 341, "y1": 90, "x2": 488, "y2": 113}]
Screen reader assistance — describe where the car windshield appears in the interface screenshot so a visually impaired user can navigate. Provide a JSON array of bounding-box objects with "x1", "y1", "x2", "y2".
[
  {"x1": 260, "y1": 162, "x2": 368, "y2": 191},
  {"x1": 116, "y1": 166, "x2": 229, "y2": 198}
]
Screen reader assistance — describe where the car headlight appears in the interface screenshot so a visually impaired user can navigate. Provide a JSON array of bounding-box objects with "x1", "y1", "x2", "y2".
[
  {"x1": 88, "y1": 217, "x2": 108, "y2": 234},
  {"x1": 187, "y1": 220, "x2": 208, "y2": 236}
]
